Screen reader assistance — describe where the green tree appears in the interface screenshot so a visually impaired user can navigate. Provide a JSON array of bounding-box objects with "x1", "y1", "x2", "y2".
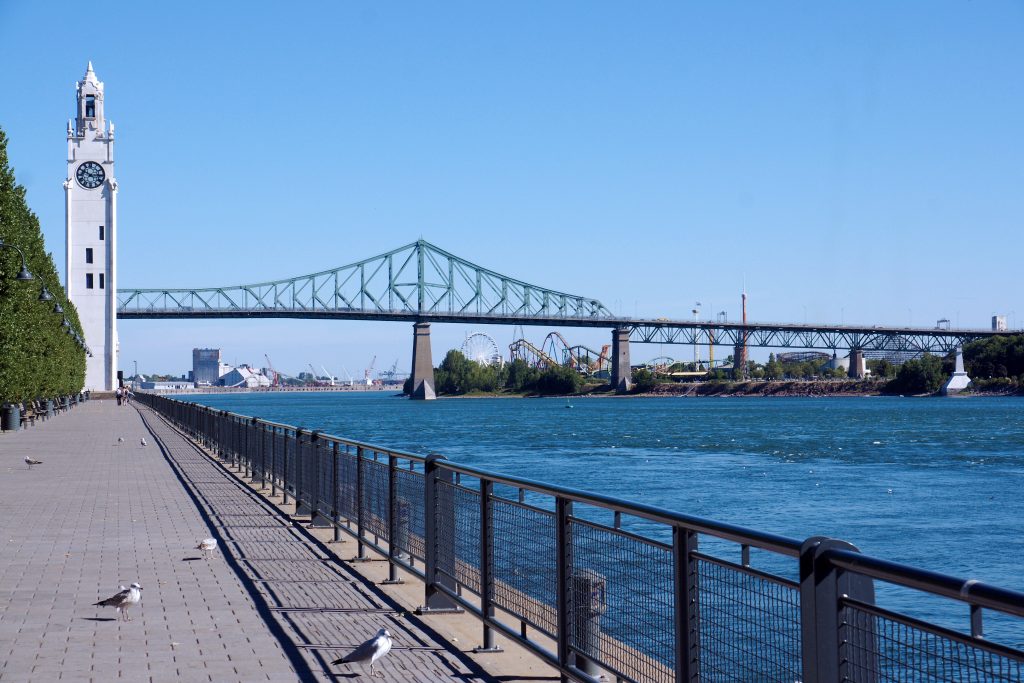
[
  {"x1": 631, "y1": 368, "x2": 657, "y2": 393},
  {"x1": 867, "y1": 359, "x2": 896, "y2": 378},
  {"x1": 964, "y1": 335, "x2": 1024, "y2": 379},
  {"x1": 886, "y1": 354, "x2": 947, "y2": 394},
  {"x1": 535, "y1": 365, "x2": 581, "y2": 395},
  {"x1": 0, "y1": 127, "x2": 86, "y2": 403},
  {"x1": 505, "y1": 358, "x2": 540, "y2": 392}
]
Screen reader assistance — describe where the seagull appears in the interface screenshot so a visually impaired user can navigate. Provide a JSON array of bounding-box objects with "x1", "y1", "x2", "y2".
[
  {"x1": 195, "y1": 538, "x2": 217, "y2": 557},
  {"x1": 24, "y1": 456, "x2": 43, "y2": 469},
  {"x1": 116, "y1": 437, "x2": 124, "y2": 445},
  {"x1": 332, "y1": 628, "x2": 393, "y2": 677},
  {"x1": 140, "y1": 438, "x2": 147, "y2": 447},
  {"x1": 93, "y1": 582, "x2": 142, "y2": 621}
]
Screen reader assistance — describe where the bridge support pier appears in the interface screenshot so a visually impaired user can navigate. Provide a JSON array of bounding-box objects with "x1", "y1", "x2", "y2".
[
  {"x1": 733, "y1": 343, "x2": 748, "y2": 380},
  {"x1": 611, "y1": 327, "x2": 632, "y2": 393},
  {"x1": 848, "y1": 349, "x2": 865, "y2": 379},
  {"x1": 410, "y1": 322, "x2": 436, "y2": 400}
]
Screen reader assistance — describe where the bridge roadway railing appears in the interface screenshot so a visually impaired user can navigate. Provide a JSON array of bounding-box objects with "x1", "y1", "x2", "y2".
[{"x1": 137, "y1": 392, "x2": 1024, "y2": 683}]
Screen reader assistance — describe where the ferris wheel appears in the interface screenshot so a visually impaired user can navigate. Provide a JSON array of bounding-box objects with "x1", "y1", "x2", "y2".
[{"x1": 461, "y1": 332, "x2": 504, "y2": 367}]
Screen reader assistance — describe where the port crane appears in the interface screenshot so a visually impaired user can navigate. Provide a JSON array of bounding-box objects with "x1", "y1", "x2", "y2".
[
  {"x1": 264, "y1": 354, "x2": 279, "y2": 387},
  {"x1": 364, "y1": 356, "x2": 376, "y2": 386},
  {"x1": 339, "y1": 366, "x2": 355, "y2": 387},
  {"x1": 320, "y1": 365, "x2": 337, "y2": 386}
]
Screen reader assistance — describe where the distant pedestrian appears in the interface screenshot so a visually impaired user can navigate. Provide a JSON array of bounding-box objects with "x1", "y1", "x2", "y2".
[{"x1": 115, "y1": 387, "x2": 123, "y2": 406}]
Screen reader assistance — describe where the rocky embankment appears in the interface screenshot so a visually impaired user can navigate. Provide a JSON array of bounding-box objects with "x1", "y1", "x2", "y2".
[{"x1": 641, "y1": 379, "x2": 884, "y2": 397}]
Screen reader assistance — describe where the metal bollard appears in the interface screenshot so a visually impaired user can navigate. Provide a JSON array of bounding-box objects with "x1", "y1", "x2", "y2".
[{"x1": 569, "y1": 569, "x2": 607, "y2": 676}]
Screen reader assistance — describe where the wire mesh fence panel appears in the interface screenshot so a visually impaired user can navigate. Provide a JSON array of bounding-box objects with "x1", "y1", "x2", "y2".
[
  {"x1": 361, "y1": 458, "x2": 389, "y2": 541},
  {"x1": 491, "y1": 498, "x2": 558, "y2": 636},
  {"x1": 394, "y1": 468, "x2": 425, "y2": 562},
  {"x1": 285, "y1": 433, "x2": 298, "y2": 496},
  {"x1": 435, "y1": 480, "x2": 481, "y2": 593},
  {"x1": 273, "y1": 430, "x2": 286, "y2": 488},
  {"x1": 696, "y1": 557, "x2": 802, "y2": 683},
  {"x1": 337, "y1": 447, "x2": 358, "y2": 522},
  {"x1": 316, "y1": 444, "x2": 333, "y2": 517},
  {"x1": 569, "y1": 519, "x2": 675, "y2": 681},
  {"x1": 842, "y1": 605, "x2": 1024, "y2": 683}
]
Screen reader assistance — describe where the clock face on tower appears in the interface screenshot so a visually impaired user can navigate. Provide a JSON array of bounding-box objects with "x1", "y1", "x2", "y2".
[{"x1": 76, "y1": 161, "x2": 105, "y2": 189}]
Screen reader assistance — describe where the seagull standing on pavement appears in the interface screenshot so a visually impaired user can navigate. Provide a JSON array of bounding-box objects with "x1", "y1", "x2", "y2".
[
  {"x1": 140, "y1": 437, "x2": 147, "y2": 448},
  {"x1": 116, "y1": 437, "x2": 124, "y2": 445},
  {"x1": 93, "y1": 583, "x2": 143, "y2": 621},
  {"x1": 332, "y1": 628, "x2": 393, "y2": 677},
  {"x1": 24, "y1": 456, "x2": 43, "y2": 469},
  {"x1": 195, "y1": 538, "x2": 218, "y2": 557}
]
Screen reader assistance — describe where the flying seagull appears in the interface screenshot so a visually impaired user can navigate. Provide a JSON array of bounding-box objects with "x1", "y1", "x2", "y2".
[
  {"x1": 332, "y1": 628, "x2": 393, "y2": 677},
  {"x1": 195, "y1": 538, "x2": 217, "y2": 557},
  {"x1": 93, "y1": 582, "x2": 142, "y2": 621},
  {"x1": 24, "y1": 456, "x2": 43, "y2": 469},
  {"x1": 140, "y1": 438, "x2": 147, "y2": 447}
]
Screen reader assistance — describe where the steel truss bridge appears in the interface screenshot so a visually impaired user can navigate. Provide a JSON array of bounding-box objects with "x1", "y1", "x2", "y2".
[{"x1": 118, "y1": 239, "x2": 1004, "y2": 355}]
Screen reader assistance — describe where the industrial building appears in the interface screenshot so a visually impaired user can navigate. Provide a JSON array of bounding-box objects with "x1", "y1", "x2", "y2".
[{"x1": 192, "y1": 348, "x2": 231, "y2": 386}]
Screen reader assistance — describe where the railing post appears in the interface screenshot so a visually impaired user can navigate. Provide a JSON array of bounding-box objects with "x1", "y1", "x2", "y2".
[
  {"x1": 672, "y1": 526, "x2": 699, "y2": 683},
  {"x1": 308, "y1": 432, "x2": 330, "y2": 526},
  {"x1": 355, "y1": 446, "x2": 368, "y2": 561},
  {"x1": 382, "y1": 454, "x2": 402, "y2": 584},
  {"x1": 259, "y1": 424, "x2": 267, "y2": 489},
  {"x1": 295, "y1": 428, "x2": 306, "y2": 513},
  {"x1": 556, "y1": 496, "x2": 572, "y2": 682},
  {"x1": 331, "y1": 441, "x2": 341, "y2": 543},
  {"x1": 474, "y1": 478, "x2": 502, "y2": 652},
  {"x1": 270, "y1": 426, "x2": 277, "y2": 497},
  {"x1": 418, "y1": 453, "x2": 460, "y2": 613},
  {"x1": 281, "y1": 429, "x2": 290, "y2": 505},
  {"x1": 800, "y1": 537, "x2": 876, "y2": 683}
]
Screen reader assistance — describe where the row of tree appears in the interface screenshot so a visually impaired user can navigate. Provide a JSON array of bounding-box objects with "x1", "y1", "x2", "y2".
[
  {"x1": 404, "y1": 351, "x2": 582, "y2": 396},
  {"x1": 0, "y1": 127, "x2": 86, "y2": 403}
]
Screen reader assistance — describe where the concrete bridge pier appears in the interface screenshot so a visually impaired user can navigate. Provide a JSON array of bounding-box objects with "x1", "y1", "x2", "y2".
[
  {"x1": 848, "y1": 349, "x2": 866, "y2": 379},
  {"x1": 611, "y1": 327, "x2": 632, "y2": 393},
  {"x1": 410, "y1": 322, "x2": 436, "y2": 400}
]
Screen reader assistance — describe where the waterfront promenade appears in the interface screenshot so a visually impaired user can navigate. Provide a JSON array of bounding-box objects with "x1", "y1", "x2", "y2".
[{"x1": 0, "y1": 400, "x2": 540, "y2": 682}]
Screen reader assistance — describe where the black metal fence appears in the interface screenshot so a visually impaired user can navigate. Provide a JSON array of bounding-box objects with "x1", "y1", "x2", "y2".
[{"x1": 138, "y1": 392, "x2": 1024, "y2": 683}]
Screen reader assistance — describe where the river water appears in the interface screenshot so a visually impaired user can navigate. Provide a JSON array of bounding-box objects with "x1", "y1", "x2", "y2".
[{"x1": 175, "y1": 391, "x2": 1024, "y2": 646}]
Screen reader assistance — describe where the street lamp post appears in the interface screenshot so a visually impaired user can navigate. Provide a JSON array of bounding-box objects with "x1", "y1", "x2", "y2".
[{"x1": 0, "y1": 238, "x2": 34, "y2": 281}]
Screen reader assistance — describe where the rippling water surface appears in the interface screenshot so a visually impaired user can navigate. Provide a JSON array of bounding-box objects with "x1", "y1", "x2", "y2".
[{"x1": 176, "y1": 391, "x2": 1024, "y2": 643}]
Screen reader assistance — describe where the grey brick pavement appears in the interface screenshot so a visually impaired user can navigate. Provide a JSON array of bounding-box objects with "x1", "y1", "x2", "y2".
[
  {"x1": 0, "y1": 400, "x2": 497, "y2": 682},
  {"x1": 0, "y1": 400, "x2": 299, "y2": 682}
]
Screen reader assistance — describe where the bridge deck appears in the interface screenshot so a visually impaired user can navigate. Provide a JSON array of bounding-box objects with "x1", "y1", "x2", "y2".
[{"x1": 0, "y1": 401, "x2": 535, "y2": 682}]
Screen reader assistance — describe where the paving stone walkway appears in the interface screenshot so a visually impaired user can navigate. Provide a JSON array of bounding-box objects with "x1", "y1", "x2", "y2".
[{"x1": 0, "y1": 400, "x2": 496, "y2": 682}]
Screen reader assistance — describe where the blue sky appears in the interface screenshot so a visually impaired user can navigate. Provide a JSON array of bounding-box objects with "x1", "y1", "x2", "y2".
[{"x1": 1, "y1": 2, "x2": 1021, "y2": 376}]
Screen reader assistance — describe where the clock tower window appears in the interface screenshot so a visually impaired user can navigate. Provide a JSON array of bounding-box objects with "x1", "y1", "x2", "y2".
[
  {"x1": 86, "y1": 247, "x2": 93, "y2": 264},
  {"x1": 85, "y1": 95, "x2": 95, "y2": 119},
  {"x1": 99, "y1": 225, "x2": 105, "y2": 240},
  {"x1": 86, "y1": 273, "x2": 94, "y2": 289}
]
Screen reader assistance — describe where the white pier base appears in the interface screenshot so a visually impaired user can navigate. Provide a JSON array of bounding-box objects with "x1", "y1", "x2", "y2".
[{"x1": 941, "y1": 347, "x2": 972, "y2": 396}]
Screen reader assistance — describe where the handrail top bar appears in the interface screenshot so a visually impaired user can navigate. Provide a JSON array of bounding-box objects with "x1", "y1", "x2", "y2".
[
  {"x1": 215, "y1": 408, "x2": 430, "y2": 461},
  {"x1": 824, "y1": 548, "x2": 1024, "y2": 617},
  {"x1": 442, "y1": 460, "x2": 802, "y2": 556},
  {"x1": 175, "y1": 396, "x2": 801, "y2": 556}
]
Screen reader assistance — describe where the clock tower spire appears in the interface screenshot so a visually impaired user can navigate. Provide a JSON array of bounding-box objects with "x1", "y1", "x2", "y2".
[{"x1": 66, "y1": 62, "x2": 118, "y2": 392}]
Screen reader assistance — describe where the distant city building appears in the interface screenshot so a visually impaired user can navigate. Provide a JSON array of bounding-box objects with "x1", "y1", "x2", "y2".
[
  {"x1": 220, "y1": 366, "x2": 271, "y2": 388},
  {"x1": 193, "y1": 348, "x2": 225, "y2": 385},
  {"x1": 993, "y1": 315, "x2": 1007, "y2": 332}
]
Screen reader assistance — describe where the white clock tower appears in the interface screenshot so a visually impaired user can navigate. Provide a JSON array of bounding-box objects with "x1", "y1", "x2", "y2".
[{"x1": 65, "y1": 62, "x2": 118, "y2": 391}]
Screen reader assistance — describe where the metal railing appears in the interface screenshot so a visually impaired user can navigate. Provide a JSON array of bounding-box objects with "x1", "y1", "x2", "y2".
[{"x1": 137, "y1": 392, "x2": 1024, "y2": 683}]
